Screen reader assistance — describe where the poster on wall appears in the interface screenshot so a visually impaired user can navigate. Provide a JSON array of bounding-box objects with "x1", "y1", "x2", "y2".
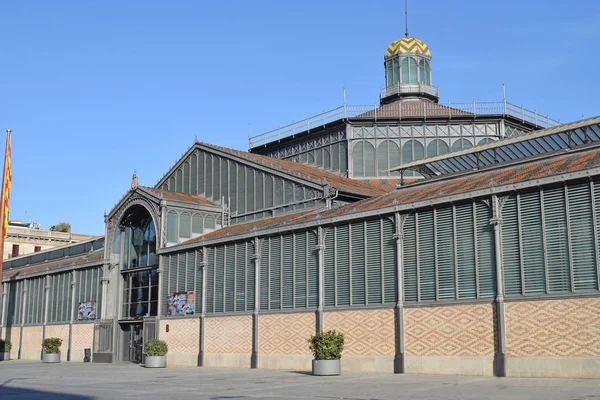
[
  {"x1": 78, "y1": 301, "x2": 97, "y2": 320},
  {"x1": 167, "y1": 291, "x2": 195, "y2": 316}
]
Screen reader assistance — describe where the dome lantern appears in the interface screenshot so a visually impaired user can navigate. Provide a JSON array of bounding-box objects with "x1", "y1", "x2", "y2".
[{"x1": 381, "y1": 36, "x2": 438, "y2": 104}]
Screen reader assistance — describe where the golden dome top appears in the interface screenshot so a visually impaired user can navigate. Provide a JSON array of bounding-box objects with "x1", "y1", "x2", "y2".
[{"x1": 386, "y1": 37, "x2": 431, "y2": 57}]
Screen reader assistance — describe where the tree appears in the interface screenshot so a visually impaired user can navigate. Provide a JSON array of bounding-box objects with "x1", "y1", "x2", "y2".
[{"x1": 50, "y1": 222, "x2": 71, "y2": 233}]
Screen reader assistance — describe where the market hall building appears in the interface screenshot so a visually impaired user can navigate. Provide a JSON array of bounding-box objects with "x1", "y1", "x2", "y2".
[{"x1": 2, "y1": 35, "x2": 600, "y2": 379}]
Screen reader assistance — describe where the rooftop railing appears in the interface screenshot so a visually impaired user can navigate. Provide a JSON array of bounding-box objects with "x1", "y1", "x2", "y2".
[
  {"x1": 380, "y1": 83, "x2": 439, "y2": 99},
  {"x1": 8, "y1": 226, "x2": 71, "y2": 240},
  {"x1": 248, "y1": 99, "x2": 562, "y2": 149}
]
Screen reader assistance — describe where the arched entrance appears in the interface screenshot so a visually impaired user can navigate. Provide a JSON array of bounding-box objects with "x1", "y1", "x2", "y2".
[{"x1": 112, "y1": 205, "x2": 159, "y2": 363}]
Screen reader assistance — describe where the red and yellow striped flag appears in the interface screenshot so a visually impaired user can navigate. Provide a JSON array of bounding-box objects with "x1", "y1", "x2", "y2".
[{"x1": 2, "y1": 130, "x2": 11, "y2": 240}]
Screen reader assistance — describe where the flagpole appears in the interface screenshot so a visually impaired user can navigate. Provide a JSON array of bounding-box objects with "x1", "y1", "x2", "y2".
[{"x1": 0, "y1": 129, "x2": 11, "y2": 289}]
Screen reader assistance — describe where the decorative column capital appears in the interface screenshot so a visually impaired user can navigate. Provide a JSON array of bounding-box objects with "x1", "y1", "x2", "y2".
[
  {"x1": 315, "y1": 244, "x2": 326, "y2": 251},
  {"x1": 489, "y1": 217, "x2": 503, "y2": 227}
]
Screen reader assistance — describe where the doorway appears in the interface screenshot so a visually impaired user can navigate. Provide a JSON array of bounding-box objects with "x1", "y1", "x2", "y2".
[{"x1": 120, "y1": 323, "x2": 144, "y2": 364}]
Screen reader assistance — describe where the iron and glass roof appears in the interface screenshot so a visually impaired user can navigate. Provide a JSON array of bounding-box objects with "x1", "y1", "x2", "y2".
[{"x1": 391, "y1": 116, "x2": 600, "y2": 177}]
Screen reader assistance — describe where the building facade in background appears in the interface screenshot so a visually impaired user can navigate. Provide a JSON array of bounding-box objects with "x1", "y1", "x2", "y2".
[
  {"x1": 2, "y1": 34, "x2": 600, "y2": 379},
  {"x1": 3, "y1": 220, "x2": 96, "y2": 259}
]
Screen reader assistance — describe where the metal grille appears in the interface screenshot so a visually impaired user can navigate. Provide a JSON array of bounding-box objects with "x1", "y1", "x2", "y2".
[{"x1": 93, "y1": 320, "x2": 113, "y2": 354}]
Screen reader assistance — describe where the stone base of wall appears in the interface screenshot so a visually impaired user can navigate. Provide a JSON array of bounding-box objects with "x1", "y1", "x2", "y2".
[
  {"x1": 405, "y1": 356, "x2": 494, "y2": 376},
  {"x1": 341, "y1": 355, "x2": 394, "y2": 373},
  {"x1": 258, "y1": 354, "x2": 312, "y2": 371},
  {"x1": 20, "y1": 349, "x2": 42, "y2": 361},
  {"x1": 167, "y1": 353, "x2": 198, "y2": 367},
  {"x1": 506, "y1": 357, "x2": 600, "y2": 379},
  {"x1": 204, "y1": 353, "x2": 251, "y2": 368}
]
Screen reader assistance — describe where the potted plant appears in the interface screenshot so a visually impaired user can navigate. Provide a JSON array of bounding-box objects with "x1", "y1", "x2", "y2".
[
  {"x1": 308, "y1": 330, "x2": 345, "y2": 376},
  {"x1": 144, "y1": 339, "x2": 168, "y2": 368},
  {"x1": 42, "y1": 338, "x2": 62, "y2": 363},
  {"x1": 0, "y1": 339, "x2": 11, "y2": 361}
]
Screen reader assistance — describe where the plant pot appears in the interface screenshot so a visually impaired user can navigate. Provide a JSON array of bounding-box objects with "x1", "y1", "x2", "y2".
[
  {"x1": 144, "y1": 355, "x2": 167, "y2": 368},
  {"x1": 312, "y1": 359, "x2": 341, "y2": 376},
  {"x1": 0, "y1": 352, "x2": 10, "y2": 361},
  {"x1": 43, "y1": 353, "x2": 61, "y2": 363}
]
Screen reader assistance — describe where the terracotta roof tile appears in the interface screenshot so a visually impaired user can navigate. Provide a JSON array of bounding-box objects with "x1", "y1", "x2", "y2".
[
  {"x1": 142, "y1": 187, "x2": 216, "y2": 207},
  {"x1": 354, "y1": 99, "x2": 473, "y2": 120},
  {"x1": 201, "y1": 143, "x2": 387, "y2": 198}
]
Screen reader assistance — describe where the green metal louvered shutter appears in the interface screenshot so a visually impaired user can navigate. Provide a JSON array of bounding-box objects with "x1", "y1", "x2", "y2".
[
  {"x1": 295, "y1": 232, "x2": 308, "y2": 308},
  {"x1": 502, "y1": 196, "x2": 522, "y2": 296},
  {"x1": 418, "y1": 210, "x2": 436, "y2": 301},
  {"x1": 235, "y1": 243, "x2": 246, "y2": 312},
  {"x1": 259, "y1": 239, "x2": 269, "y2": 311},
  {"x1": 206, "y1": 248, "x2": 215, "y2": 313},
  {"x1": 544, "y1": 186, "x2": 570, "y2": 292},
  {"x1": 191, "y1": 153, "x2": 198, "y2": 194},
  {"x1": 270, "y1": 236, "x2": 282, "y2": 310},
  {"x1": 178, "y1": 253, "x2": 187, "y2": 294},
  {"x1": 382, "y1": 217, "x2": 396, "y2": 304},
  {"x1": 403, "y1": 213, "x2": 418, "y2": 303},
  {"x1": 456, "y1": 203, "x2": 476, "y2": 299},
  {"x1": 520, "y1": 192, "x2": 546, "y2": 295},
  {"x1": 205, "y1": 154, "x2": 213, "y2": 199},
  {"x1": 476, "y1": 202, "x2": 496, "y2": 297},
  {"x1": 324, "y1": 228, "x2": 335, "y2": 307},
  {"x1": 214, "y1": 246, "x2": 225, "y2": 313},
  {"x1": 336, "y1": 225, "x2": 351, "y2": 306},
  {"x1": 350, "y1": 222, "x2": 366, "y2": 305},
  {"x1": 307, "y1": 230, "x2": 318, "y2": 307},
  {"x1": 246, "y1": 242, "x2": 255, "y2": 311},
  {"x1": 568, "y1": 183, "x2": 598, "y2": 291},
  {"x1": 183, "y1": 161, "x2": 190, "y2": 194},
  {"x1": 195, "y1": 250, "x2": 203, "y2": 314},
  {"x1": 229, "y1": 164, "x2": 237, "y2": 214},
  {"x1": 282, "y1": 234, "x2": 294, "y2": 309},
  {"x1": 220, "y1": 158, "x2": 229, "y2": 202},
  {"x1": 198, "y1": 151, "x2": 205, "y2": 196},
  {"x1": 366, "y1": 219, "x2": 382, "y2": 304},
  {"x1": 225, "y1": 245, "x2": 235, "y2": 312},
  {"x1": 436, "y1": 207, "x2": 456, "y2": 300}
]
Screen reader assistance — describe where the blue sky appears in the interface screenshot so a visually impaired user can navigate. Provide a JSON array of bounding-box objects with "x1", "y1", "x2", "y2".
[{"x1": 1, "y1": 1, "x2": 599, "y2": 235}]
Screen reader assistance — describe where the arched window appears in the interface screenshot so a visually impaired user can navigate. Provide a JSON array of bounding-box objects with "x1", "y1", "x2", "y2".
[
  {"x1": 316, "y1": 148, "x2": 323, "y2": 168},
  {"x1": 452, "y1": 139, "x2": 473, "y2": 152},
  {"x1": 179, "y1": 212, "x2": 191, "y2": 239},
  {"x1": 120, "y1": 205, "x2": 157, "y2": 269},
  {"x1": 419, "y1": 60, "x2": 431, "y2": 85},
  {"x1": 478, "y1": 138, "x2": 494, "y2": 146},
  {"x1": 378, "y1": 140, "x2": 401, "y2": 176},
  {"x1": 323, "y1": 148, "x2": 331, "y2": 170},
  {"x1": 192, "y1": 214, "x2": 203, "y2": 236},
  {"x1": 353, "y1": 141, "x2": 376, "y2": 177},
  {"x1": 364, "y1": 142, "x2": 376, "y2": 177},
  {"x1": 176, "y1": 169, "x2": 183, "y2": 192},
  {"x1": 427, "y1": 139, "x2": 450, "y2": 157},
  {"x1": 168, "y1": 176, "x2": 175, "y2": 192},
  {"x1": 205, "y1": 215, "x2": 216, "y2": 231},
  {"x1": 402, "y1": 140, "x2": 424, "y2": 177},
  {"x1": 352, "y1": 142, "x2": 364, "y2": 177},
  {"x1": 167, "y1": 211, "x2": 177, "y2": 243},
  {"x1": 119, "y1": 205, "x2": 158, "y2": 319}
]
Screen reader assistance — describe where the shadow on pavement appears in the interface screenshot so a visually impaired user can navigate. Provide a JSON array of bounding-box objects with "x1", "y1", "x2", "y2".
[{"x1": 0, "y1": 379, "x2": 91, "y2": 400}]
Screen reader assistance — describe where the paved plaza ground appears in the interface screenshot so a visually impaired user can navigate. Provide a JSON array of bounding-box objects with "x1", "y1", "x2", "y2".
[{"x1": 0, "y1": 360, "x2": 599, "y2": 400}]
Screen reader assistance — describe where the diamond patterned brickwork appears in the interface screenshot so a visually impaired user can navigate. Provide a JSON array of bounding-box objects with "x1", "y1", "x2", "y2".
[
  {"x1": 405, "y1": 304, "x2": 494, "y2": 357},
  {"x1": 205, "y1": 315, "x2": 252, "y2": 354},
  {"x1": 21, "y1": 326, "x2": 42, "y2": 350},
  {"x1": 45, "y1": 325, "x2": 70, "y2": 348},
  {"x1": 71, "y1": 324, "x2": 93, "y2": 351},
  {"x1": 324, "y1": 309, "x2": 395, "y2": 356},
  {"x1": 160, "y1": 318, "x2": 199, "y2": 354},
  {"x1": 506, "y1": 298, "x2": 600, "y2": 357},
  {"x1": 6, "y1": 327, "x2": 20, "y2": 349},
  {"x1": 259, "y1": 313, "x2": 314, "y2": 355}
]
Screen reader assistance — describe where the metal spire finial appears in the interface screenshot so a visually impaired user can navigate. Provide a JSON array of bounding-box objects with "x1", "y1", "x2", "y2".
[{"x1": 405, "y1": 0, "x2": 409, "y2": 37}]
